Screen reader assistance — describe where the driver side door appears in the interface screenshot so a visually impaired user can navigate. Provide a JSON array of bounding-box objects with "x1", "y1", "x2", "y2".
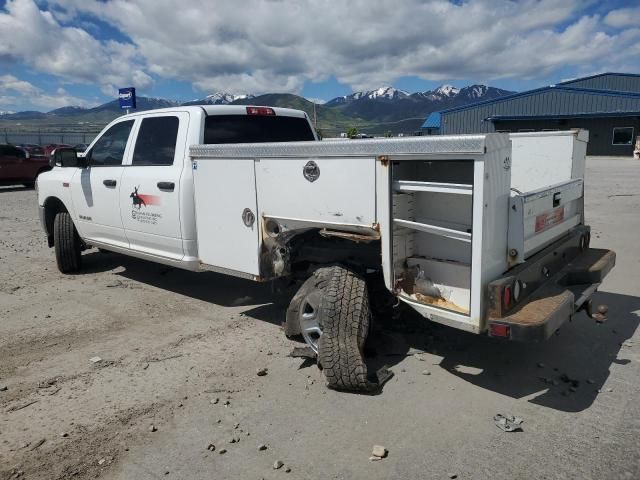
[{"x1": 70, "y1": 119, "x2": 135, "y2": 247}]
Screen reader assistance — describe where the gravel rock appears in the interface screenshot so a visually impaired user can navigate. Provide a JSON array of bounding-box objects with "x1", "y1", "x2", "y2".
[
  {"x1": 149, "y1": 425, "x2": 157, "y2": 432},
  {"x1": 207, "y1": 443, "x2": 216, "y2": 451},
  {"x1": 258, "y1": 444, "x2": 268, "y2": 451},
  {"x1": 371, "y1": 445, "x2": 388, "y2": 458},
  {"x1": 218, "y1": 448, "x2": 227, "y2": 454},
  {"x1": 210, "y1": 398, "x2": 219, "y2": 405},
  {"x1": 0, "y1": 386, "x2": 7, "y2": 391},
  {"x1": 256, "y1": 367, "x2": 268, "y2": 376},
  {"x1": 422, "y1": 370, "x2": 431, "y2": 375},
  {"x1": 285, "y1": 467, "x2": 291, "y2": 473},
  {"x1": 273, "y1": 460, "x2": 284, "y2": 469}
]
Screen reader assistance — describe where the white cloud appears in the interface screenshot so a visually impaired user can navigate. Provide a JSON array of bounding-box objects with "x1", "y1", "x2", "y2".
[
  {"x1": 2, "y1": 0, "x2": 640, "y2": 100},
  {"x1": 0, "y1": 0, "x2": 153, "y2": 96},
  {"x1": 0, "y1": 74, "x2": 96, "y2": 109},
  {"x1": 46, "y1": 0, "x2": 640, "y2": 94},
  {"x1": 604, "y1": 7, "x2": 640, "y2": 28}
]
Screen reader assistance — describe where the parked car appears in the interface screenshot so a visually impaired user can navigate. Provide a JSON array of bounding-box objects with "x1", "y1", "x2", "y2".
[
  {"x1": 44, "y1": 144, "x2": 71, "y2": 157},
  {"x1": 0, "y1": 144, "x2": 52, "y2": 187},
  {"x1": 73, "y1": 143, "x2": 89, "y2": 152},
  {"x1": 19, "y1": 144, "x2": 46, "y2": 157}
]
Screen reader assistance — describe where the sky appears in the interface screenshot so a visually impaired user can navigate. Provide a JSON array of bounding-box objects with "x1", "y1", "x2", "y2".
[{"x1": 0, "y1": 0, "x2": 639, "y2": 112}]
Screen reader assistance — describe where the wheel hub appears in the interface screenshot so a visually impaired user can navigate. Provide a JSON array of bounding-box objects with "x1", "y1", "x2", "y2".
[{"x1": 299, "y1": 290, "x2": 323, "y2": 353}]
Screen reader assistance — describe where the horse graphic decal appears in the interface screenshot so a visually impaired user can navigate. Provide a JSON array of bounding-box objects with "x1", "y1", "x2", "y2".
[{"x1": 130, "y1": 186, "x2": 147, "y2": 209}]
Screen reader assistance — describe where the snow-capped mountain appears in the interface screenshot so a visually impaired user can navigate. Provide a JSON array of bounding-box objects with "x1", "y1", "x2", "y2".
[
  {"x1": 0, "y1": 110, "x2": 15, "y2": 116},
  {"x1": 413, "y1": 84, "x2": 461, "y2": 101},
  {"x1": 183, "y1": 92, "x2": 255, "y2": 106},
  {"x1": 326, "y1": 87, "x2": 409, "y2": 106}
]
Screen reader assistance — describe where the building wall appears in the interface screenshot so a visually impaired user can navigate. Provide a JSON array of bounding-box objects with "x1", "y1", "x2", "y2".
[
  {"x1": 440, "y1": 88, "x2": 640, "y2": 136},
  {"x1": 493, "y1": 116, "x2": 640, "y2": 156}
]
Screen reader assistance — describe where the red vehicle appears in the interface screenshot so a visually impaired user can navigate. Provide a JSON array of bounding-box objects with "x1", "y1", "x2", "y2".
[
  {"x1": 43, "y1": 143, "x2": 71, "y2": 157},
  {"x1": 0, "y1": 144, "x2": 52, "y2": 187}
]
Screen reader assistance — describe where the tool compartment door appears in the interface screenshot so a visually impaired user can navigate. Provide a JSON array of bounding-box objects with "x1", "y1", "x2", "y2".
[{"x1": 192, "y1": 158, "x2": 260, "y2": 276}]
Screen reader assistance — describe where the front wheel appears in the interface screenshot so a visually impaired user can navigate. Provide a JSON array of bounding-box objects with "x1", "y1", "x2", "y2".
[{"x1": 54, "y1": 212, "x2": 82, "y2": 273}]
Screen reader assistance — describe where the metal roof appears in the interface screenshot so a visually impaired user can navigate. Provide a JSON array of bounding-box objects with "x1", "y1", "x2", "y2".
[
  {"x1": 423, "y1": 111, "x2": 441, "y2": 128},
  {"x1": 421, "y1": 73, "x2": 640, "y2": 129}
]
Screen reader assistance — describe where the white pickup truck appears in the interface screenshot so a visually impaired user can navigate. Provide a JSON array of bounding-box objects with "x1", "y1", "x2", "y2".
[{"x1": 37, "y1": 105, "x2": 615, "y2": 391}]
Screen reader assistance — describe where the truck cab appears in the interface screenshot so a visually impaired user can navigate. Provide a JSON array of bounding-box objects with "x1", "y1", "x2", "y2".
[{"x1": 37, "y1": 105, "x2": 316, "y2": 268}]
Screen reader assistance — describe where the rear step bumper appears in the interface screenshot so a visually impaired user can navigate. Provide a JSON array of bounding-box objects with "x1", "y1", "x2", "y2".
[{"x1": 487, "y1": 227, "x2": 615, "y2": 342}]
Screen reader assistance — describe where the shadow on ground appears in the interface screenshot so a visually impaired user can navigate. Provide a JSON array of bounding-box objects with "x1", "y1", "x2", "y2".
[{"x1": 81, "y1": 250, "x2": 639, "y2": 408}]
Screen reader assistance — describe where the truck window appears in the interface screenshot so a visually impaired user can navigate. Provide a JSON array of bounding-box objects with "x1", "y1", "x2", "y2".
[
  {"x1": 204, "y1": 115, "x2": 315, "y2": 144},
  {"x1": 132, "y1": 116, "x2": 179, "y2": 166},
  {"x1": 88, "y1": 120, "x2": 134, "y2": 166}
]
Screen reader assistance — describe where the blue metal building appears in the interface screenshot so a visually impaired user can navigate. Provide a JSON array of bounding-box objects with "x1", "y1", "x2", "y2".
[{"x1": 422, "y1": 73, "x2": 640, "y2": 155}]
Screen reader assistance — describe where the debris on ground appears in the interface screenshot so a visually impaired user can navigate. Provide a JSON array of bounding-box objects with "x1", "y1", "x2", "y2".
[
  {"x1": 29, "y1": 438, "x2": 46, "y2": 451},
  {"x1": 210, "y1": 398, "x2": 219, "y2": 405},
  {"x1": 274, "y1": 460, "x2": 284, "y2": 469},
  {"x1": 89, "y1": 356, "x2": 102, "y2": 363},
  {"x1": 494, "y1": 414, "x2": 524, "y2": 432},
  {"x1": 149, "y1": 424, "x2": 157, "y2": 432},
  {"x1": 6, "y1": 399, "x2": 38, "y2": 413},
  {"x1": 288, "y1": 346, "x2": 317, "y2": 359},
  {"x1": 256, "y1": 367, "x2": 268, "y2": 376},
  {"x1": 98, "y1": 458, "x2": 106, "y2": 465},
  {"x1": 375, "y1": 366, "x2": 394, "y2": 388},
  {"x1": 537, "y1": 362, "x2": 545, "y2": 368},
  {"x1": 592, "y1": 313, "x2": 607, "y2": 323},
  {"x1": 207, "y1": 443, "x2": 216, "y2": 452},
  {"x1": 371, "y1": 445, "x2": 388, "y2": 459}
]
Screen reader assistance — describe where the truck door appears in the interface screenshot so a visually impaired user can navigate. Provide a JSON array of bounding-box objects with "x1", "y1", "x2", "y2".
[
  {"x1": 70, "y1": 119, "x2": 135, "y2": 247},
  {"x1": 119, "y1": 112, "x2": 188, "y2": 260}
]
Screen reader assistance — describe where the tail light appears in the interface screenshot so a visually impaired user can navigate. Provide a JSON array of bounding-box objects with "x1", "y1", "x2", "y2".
[
  {"x1": 490, "y1": 324, "x2": 511, "y2": 338},
  {"x1": 503, "y1": 285, "x2": 512, "y2": 310},
  {"x1": 246, "y1": 106, "x2": 275, "y2": 116}
]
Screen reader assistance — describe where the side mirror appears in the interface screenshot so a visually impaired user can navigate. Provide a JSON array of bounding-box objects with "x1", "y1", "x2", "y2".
[{"x1": 52, "y1": 148, "x2": 86, "y2": 168}]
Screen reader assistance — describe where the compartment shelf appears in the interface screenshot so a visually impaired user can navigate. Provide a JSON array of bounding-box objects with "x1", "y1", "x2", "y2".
[
  {"x1": 393, "y1": 180, "x2": 473, "y2": 195},
  {"x1": 393, "y1": 218, "x2": 472, "y2": 243}
]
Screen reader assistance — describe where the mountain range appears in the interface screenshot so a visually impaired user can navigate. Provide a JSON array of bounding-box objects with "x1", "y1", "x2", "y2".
[{"x1": 0, "y1": 84, "x2": 514, "y2": 135}]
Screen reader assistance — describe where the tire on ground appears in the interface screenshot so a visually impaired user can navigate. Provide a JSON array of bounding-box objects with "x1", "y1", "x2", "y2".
[
  {"x1": 317, "y1": 265, "x2": 374, "y2": 392},
  {"x1": 54, "y1": 211, "x2": 82, "y2": 273},
  {"x1": 283, "y1": 267, "x2": 333, "y2": 337}
]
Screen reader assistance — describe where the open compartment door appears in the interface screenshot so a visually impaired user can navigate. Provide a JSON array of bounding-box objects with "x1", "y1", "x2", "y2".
[{"x1": 192, "y1": 158, "x2": 261, "y2": 277}]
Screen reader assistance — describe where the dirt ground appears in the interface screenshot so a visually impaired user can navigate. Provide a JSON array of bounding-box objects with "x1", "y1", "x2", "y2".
[{"x1": 1, "y1": 158, "x2": 639, "y2": 480}]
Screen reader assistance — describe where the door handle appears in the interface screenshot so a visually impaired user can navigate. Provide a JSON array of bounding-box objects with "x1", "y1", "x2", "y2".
[
  {"x1": 103, "y1": 179, "x2": 117, "y2": 187},
  {"x1": 157, "y1": 181, "x2": 175, "y2": 191}
]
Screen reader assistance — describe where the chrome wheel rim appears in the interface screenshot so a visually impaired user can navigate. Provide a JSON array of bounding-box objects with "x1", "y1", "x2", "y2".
[{"x1": 299, "y1": 290, "x2": 323, "y2": 353}]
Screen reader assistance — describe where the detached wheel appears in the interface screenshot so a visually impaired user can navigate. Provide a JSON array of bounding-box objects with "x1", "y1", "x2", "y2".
[
  {"x1": 317, "y1": 266, "x2": 373, "y2": 391},
  {"x1": 286, "y1": 265, "x2": 373, "y2": 391},
  {"x1": 54, "y1": 211, "x2": 82, "y2": 273}
]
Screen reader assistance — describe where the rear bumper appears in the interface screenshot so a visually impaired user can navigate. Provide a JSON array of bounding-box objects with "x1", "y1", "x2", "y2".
[{"x1": 487, "y1": 227, "x2": 615, "y2": 342}]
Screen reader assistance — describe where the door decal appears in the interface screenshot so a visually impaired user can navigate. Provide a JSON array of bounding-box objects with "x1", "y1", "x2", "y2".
[{"x1": 130, "y1": 186, "x2": 162, "y2": 225}]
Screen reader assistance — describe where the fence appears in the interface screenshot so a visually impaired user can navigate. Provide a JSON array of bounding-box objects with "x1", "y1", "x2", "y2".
[{"x1": 2, "y1": 129, "x2": 101, "y2": 146}]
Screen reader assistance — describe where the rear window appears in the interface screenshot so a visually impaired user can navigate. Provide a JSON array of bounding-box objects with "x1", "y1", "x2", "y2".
[{"x1": 204, "y1": 114, "x2": 315, "y2": 144}]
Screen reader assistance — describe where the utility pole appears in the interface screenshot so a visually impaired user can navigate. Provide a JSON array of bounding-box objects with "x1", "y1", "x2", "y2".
[{"x1": 313, "y1": 101, "x2": 317, "y2": 130}]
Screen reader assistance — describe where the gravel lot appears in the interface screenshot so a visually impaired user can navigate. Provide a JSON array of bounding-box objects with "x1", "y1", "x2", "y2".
[{"x1": 1, "y1": 158, "x2": 639, "y2": 480}]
